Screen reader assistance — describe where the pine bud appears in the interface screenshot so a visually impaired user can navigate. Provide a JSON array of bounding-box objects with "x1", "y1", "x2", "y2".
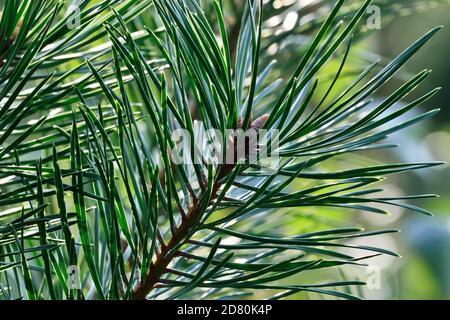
[{"x1": 251, "y1": 114, "x2": 269, "y2": 130}]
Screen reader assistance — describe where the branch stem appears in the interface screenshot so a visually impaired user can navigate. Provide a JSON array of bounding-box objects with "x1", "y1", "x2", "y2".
[{"x1": 131, "y1": 195, "x2": 205, "y2": 299}]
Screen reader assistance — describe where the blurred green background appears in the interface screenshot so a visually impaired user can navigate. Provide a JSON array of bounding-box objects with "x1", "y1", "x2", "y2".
[
  {"x1": 265, "y1": 0, "x2": 450, "y2": 300},
  {"x1": 358, "y1": 3, "x2": 450, "y2": 299}
]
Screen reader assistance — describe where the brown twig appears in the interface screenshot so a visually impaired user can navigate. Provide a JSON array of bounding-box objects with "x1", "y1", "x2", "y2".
[
  {"x1": 131, "y1": 115, "x2": 269, "y2": 299},
  {"x1": 0, "y1": 13, "x2": 22, "y2": 68},
  {"x1": 131, "y1": 196, "x2": 207, "y2": 299}
]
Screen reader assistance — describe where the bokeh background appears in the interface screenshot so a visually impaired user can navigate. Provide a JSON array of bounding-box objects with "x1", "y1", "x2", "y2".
[
  {"x1": 324, "y1": 4, "x2": 450, "y2": 299},
  {"x1": 261, "y1": 0, "x2": 450, "y2": 300},
  {"x1": 361, "y1": 3, "x2": 450, "y2": 299}
]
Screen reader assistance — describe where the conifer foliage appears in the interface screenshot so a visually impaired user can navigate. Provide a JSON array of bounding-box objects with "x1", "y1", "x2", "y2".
[{"x1": 0, "y1": 0, "x2": 445, "y2": 300}]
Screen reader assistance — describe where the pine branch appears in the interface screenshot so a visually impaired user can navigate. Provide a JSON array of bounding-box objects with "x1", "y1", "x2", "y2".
[
  {"x1": 132, "y1": 196, "x2": 205, "y2": 299},
  {"x1": 0, "y1": 0, "x2": 446, "y2": 301}
]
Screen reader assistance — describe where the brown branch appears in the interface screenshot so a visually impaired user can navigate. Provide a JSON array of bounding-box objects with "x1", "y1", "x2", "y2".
[
  {"x1": 131, "y1": 115, "x2": 269, "y2": 299},
  {"x1": 131, "y1": 196, "x2": 206, "y2": 299},
  {"x1": 0, "y1": 13, "x2": 22, "y2": 68}
]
